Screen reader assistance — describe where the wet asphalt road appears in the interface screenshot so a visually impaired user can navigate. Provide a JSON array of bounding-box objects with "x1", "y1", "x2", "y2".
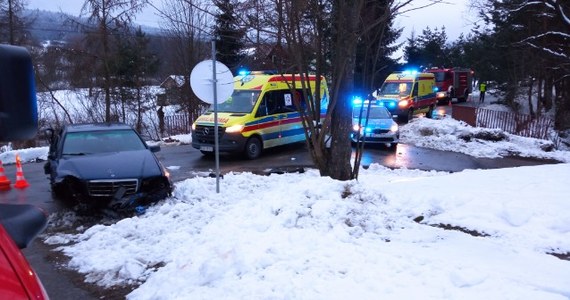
[{"x1": 0, "y1": 134, "x2": 561, "y2": 300}]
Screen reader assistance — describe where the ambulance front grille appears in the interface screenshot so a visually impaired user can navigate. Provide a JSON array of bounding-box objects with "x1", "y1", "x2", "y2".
[{"x1": 194, "y1": 125, "x2": 225, "y2": 143}]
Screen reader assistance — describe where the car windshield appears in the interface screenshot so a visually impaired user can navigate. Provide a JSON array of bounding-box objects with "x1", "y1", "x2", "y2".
[
  {"x1": 353, "y1": 106, "x2": 391, "y2": 119},
  {"x1": 62, "y1": 129, "x2": 146, "y2": 155},
  {"x1": 379, "y1": 82, "x2": 412, "y2": 96},
  {"x1": 211, "y1": 90, "x2": 261, "y2": 113}
]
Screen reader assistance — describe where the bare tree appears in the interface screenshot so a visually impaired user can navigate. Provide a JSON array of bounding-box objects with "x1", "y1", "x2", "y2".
[
  {"x1": 152, "y1": 0, "x2": 212, "y2": 121},
  {"x1": 271, "y1": 0, "x2": 438, "y2": 180},
  {"x1": 0, "y1": 0, "x2": 28, "y2": 45},
  {"x1": 80, "y1": 0, "x2": 146, "y2": 122}
]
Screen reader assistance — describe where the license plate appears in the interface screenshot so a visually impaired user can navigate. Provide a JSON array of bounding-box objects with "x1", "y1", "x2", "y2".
[
  {"x1": 370, "y1": 133, "x2": 386, "y2": 138},
  {"x1": 200, "y1": 146, "x2": 213, "y2": 152}
]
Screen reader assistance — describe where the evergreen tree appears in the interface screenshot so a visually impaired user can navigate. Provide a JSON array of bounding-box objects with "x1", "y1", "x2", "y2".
[
  {"x1": 112, "y1": 27, "x2": 159, "y2": 130},
  {"x1": 354, "y1": 0, "x2": 402, "y2": 93},
  {"x1": 213, "y1": 0, "x2": 246, "y2": 72},
  {"x1": 417, "y1": 26, "x2": 448, "y2": 68},
  {"x1": 403, "y1": 31, "x2": 421, "y2": 68}
]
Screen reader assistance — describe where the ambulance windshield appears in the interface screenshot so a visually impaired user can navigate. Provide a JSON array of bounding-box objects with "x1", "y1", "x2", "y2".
[
  {"x1": 379, "y1": 82, "x2": 412, "y2": 96},
  {"x1": 214, "y1": 90, "x2": 261, "y2": 113}
]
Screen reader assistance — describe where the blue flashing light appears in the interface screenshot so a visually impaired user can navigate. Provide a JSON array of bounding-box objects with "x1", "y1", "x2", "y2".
[
  {"x1": 403, "y1": 69, "x2": 418, "y2": 75},
  {"x1": 365, "y1": 127, "x2": 372, "y2": 133},
  {"x1": 434, "y1": 87, "x2": 439, "y2": 92},
  {"x1": 238, "y1": 69, "x2": 250, "y2": 76},
  {"x1": 352, "y1": 96, "x2": 363, "y2": 106},
  {"x1": 387, "y1": 101, "x2": 396, "y2": 108}
]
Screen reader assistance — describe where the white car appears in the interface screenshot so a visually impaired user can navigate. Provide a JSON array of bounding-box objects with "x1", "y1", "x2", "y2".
[{"x1": 351, "y1": 104, "x2": 399, "y2": 149}]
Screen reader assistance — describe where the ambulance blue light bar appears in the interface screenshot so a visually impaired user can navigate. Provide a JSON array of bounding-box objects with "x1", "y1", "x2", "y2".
[
  {"x1": 402, "y1": 69, "x2": 418, "y2": 75},
  {"x1": 238, "y1": 69, "x2": 250, "y2": 76}
]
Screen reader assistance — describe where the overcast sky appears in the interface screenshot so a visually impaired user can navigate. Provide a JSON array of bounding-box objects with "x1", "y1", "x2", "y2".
[{"x1": 26, "y1": 0, "x2": 475, "y2": 49}]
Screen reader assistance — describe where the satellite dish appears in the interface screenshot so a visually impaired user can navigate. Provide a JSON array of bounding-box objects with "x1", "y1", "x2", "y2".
[{"x1": 190, "y1": 60, "x2": 234, "y2": 104}]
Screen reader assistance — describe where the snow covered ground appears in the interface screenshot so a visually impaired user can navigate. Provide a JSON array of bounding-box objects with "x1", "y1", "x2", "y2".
[{"x1": 2, "y1": 115, "x2": 570, "y2": 299}]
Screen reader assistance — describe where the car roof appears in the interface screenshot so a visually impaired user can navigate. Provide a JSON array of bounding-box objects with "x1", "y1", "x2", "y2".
[{"x1": 63, "y1": 122, "x2": 133, "y2": 133}]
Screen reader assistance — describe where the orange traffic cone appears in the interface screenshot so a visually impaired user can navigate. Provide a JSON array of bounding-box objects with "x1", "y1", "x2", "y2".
[
  {"x1": 13, "y1": 154, "x2": 29, "y2": 189},
  {"x1": 0, "y1": 159, "x2": 11, "y2": 191}
]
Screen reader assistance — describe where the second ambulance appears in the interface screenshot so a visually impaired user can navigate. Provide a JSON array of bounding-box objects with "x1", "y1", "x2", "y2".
[{"x1": 373, "y1": 70, "x2": 437, "y2": 123}]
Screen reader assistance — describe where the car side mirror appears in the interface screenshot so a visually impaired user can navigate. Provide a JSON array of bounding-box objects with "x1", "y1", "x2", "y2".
[
  {"x1": 0, "y1": 204, "x2": 47, "y2": 249},
  {"x1": 44, "y1": 128, "x2": 54, "y2": 143},
  {"x1": 149, "y1": 145, "x2": 161, "y2": 152}
]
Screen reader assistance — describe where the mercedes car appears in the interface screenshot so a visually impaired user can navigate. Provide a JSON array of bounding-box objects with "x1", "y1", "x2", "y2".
[{"x1": 44, "y1": 123, "x2": 172, "y2": 211}]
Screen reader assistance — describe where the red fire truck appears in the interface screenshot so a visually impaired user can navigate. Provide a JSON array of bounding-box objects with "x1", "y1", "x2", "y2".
[{"x1": 425, "y1": 67, "x2": 473, "y2": 104}]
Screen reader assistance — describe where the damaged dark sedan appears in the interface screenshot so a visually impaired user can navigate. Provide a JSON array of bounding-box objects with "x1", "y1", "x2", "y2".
[{"x1": 44, "y1": 123, "x2": 172, "y2": 212}]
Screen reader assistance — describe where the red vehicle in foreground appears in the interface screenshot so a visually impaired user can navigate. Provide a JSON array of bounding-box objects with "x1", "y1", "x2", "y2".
[
  {"x1": 1, "y1": 44, "x2": 49, "y2": 299},
  {"x1": 0, "y1": 204, "x2": 49, "y2": 300},
  {"x1": 425, "y1": 67, "x2": 473, "y2": 104}
]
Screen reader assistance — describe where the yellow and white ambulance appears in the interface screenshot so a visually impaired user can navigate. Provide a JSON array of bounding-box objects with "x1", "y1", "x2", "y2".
[
  {"x1": 373, "y1": 70, "x2": 437, "y2": 123},
  {"x1": 191, "y1": 71, "x2": 329, "y2": 159}
]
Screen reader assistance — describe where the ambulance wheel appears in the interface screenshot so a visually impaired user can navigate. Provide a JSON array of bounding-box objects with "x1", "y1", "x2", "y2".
[
  {"x1": 400, "y1": 109, "x2": 413, "y2": 123},
  {"x1": 244, "y1": 137, "x2": 262, "y2": 159}
]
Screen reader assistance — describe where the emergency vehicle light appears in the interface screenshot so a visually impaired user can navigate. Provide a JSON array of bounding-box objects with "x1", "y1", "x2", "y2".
[
  {"x1": 352, "y1": 96, "x2": 363, "y2": 106},
  {"x1": 238, "y1": 69, "x2": 250, "y2": 76},
  {"x1": 402, "y1": 69, "x2": 418, "y2": 75}
]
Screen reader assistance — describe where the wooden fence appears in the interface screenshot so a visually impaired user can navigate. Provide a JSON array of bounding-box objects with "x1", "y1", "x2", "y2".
[
  {"x1": 476, "y1": 108, "x2": 553, "y2": 140},
  {"x1": 452, "y1": 106, "x2": 560, "y2": 146},
  {"x1": 164, "y1": 114, "x2": 191, "y2": 135}
]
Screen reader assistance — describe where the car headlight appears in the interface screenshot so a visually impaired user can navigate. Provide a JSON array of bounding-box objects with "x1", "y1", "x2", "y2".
[
  {"x1": 352, "y1": 124, "x2": 361, "y2": 131},
  {"x1": 436, "y1": 92, "x2": 446, "y2": 98},
  {"x1": 398, "y1": 100, "x2": 409, "y2": 107},
  {"x1": 191, "y1": 123, "x2": 196, "y2": 131},
  {"x1": 390, "y1": 123, "x2": 399, "y2": 132},
  {"x1": 225, "y1": 124, "x2": 244, "y2": 133}
]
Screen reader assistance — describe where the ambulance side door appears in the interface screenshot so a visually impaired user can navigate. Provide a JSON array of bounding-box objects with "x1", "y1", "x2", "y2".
[
  {"x1": 259, "y1": 90, "x2": 287, "y2": 143},
  {"x1": 415, "y1": 81, "x2": 429, "y2": 109}
]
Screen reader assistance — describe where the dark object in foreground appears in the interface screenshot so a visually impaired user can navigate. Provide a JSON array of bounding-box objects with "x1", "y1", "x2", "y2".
[
  {"x1": 0, "y1": 44, "x2": 49, "y2": 299},
  {"x1": 44, "y1": 123, "x2": 173, "y2": 212}
]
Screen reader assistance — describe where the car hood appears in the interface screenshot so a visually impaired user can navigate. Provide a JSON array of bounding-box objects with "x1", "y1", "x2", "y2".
[
  {"x1": 56, "y1": 150, "x2": 163, "y2": 180},
  {"x1": 366, "y1": 119, "x2": 393, "y2": 129},
  {"x1": 354, "y1": 118, "x2": 394, "y2": 130}
]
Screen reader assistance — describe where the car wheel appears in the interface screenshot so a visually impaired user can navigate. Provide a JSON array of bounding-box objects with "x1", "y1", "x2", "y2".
[
  {"x1": 426, "y1": 105, "x2": 435, "y2": 119},
  {"x1": 51, "y1": 183, "x2": 64, "y2": 199},
  {"x1": 244, "y1": 137, "x2": 262, "y2": 159}
]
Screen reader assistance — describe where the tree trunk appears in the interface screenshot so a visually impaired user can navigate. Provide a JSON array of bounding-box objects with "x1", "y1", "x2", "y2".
[
  {"x1": 320, "y1": 0, "x2": 363, "y2": 180},
  {"x1": 527, "y1": 76, "x2": 534, "y2": 117}
]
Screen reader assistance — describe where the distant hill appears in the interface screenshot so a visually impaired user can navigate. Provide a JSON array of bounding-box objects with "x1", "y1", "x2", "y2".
[{"x1": 24, "y1": 9, "x2": 163, "y2": 44}]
